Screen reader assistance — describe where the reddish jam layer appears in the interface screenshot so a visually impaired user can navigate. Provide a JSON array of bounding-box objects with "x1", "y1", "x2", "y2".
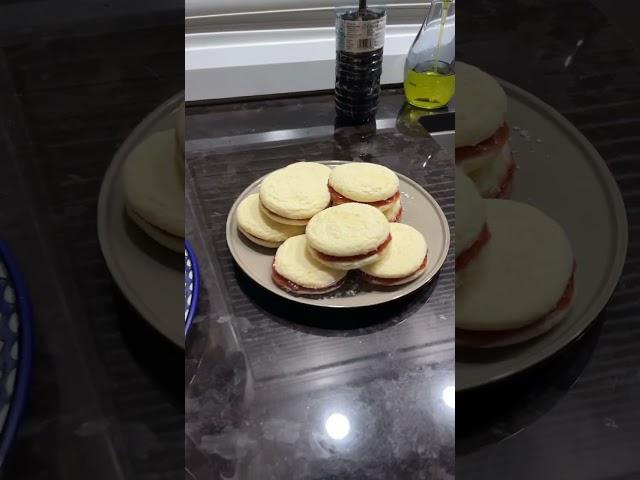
[
  {"x1": 456, "y1": 123, "x2": 510, "y2": 163},
  {"x1": 391, "y1": 206, "x2": 403, "y2": 223},
  {"x1": 362, "y1": 255, "x2": 428, "y2": 285},
  {"x1": 496, "y1": 159, "x2": 517, "y2": 199},
  {"x1": 271, "y1": 264, "x2": 344, "y2": 295},
  {"x1": 329, "y1": 186, "x2": 400, "y2": 208},
  {"x1": 315, "y1": 234, "x2": 392, "y2": 262},
  {"x1": 456, "y1": 224, "x2": 491, "y2": 271},
  {"x1": 457, "y1": 266, "x2": 577, "y2": 346}
]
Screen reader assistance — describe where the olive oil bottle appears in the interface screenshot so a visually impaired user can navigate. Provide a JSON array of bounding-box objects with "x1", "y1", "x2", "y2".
[{"x1": 404, "y1": 1, "x2": 455, "y2": 110}]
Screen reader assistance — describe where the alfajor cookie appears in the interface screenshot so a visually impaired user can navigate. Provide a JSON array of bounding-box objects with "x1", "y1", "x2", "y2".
[
  {"x1": 236, "y1": 194, "x2": 305, "y2": 248},
  {"x1": 328, "y1": 163, "x2": 400, "y2": 213},
  {"x1": 384, "y1": 198, "x2": 403, "y2": 222},
  {"x1": 467, "y1": 144, "x2": 516, "y2": 199},
  {"x1": 272, "y1": 235, "x2": 347, "y2": 295},
  {"x1": 123, "y1": 129, "x2": 184, "y2": 242},
  {"x1": 360, "y1": 223, "x2": 428, "y2": 286},
  {"x1": 259, "y1": 162, "x2": 332, "y2": 225},
  {"x1": 306, "y1": 203, "x2": 391, "y2": 270},
  {"x1": 455, "y1": 168, "x2": 490, "y2": 275},
  {"x1": 455, "y1": 62, "x2": 510, "y2": 175},
  {"x1": 456, "y1": 199, "x2": 575, "y2": 347},
  {"x1": 126, "y1": 205, "x2": 183, "y2": 253}
]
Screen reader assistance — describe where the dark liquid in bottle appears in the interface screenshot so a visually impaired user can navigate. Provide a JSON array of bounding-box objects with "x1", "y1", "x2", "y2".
[{"x1": 335, "y1": 8, "x2": 385, "y2": 125}]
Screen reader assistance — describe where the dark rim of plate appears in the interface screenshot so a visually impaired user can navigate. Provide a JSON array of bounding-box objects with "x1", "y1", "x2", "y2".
[
  {"x1": 184, "y1": 239, "x2": 200, "y2": 336},
  {"x1": 0, "y1": 238, "x2": 33, "y2": 471}
]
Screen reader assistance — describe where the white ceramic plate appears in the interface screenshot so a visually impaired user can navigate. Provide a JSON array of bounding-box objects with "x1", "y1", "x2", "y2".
[
  {"x1": 226, "y1": 161, "x2": 450, "y2": 308},
  {"x1": 97, "y1": 93, "x2": 184, "y2": 348},
  {"x1": 455, "y1": 80, "x2": 628, "y2": 391}
]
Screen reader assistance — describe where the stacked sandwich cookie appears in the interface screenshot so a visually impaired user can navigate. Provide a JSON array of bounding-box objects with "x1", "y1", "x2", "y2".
[
  {"x1": 272, "y1": 235, "x2": 347, "y2": 295},
  {"x1": 455, "y1": 168, "x2": 491, "y2": 288},
  {"x1": 360, "y1": 223, "x2": 428, "y2": 286},
  {"x1": 306, "y1": 203, "x2": 392, "y2": 270},
  {"x1": 236, "y1": 194, "x2": 305, "y2": 248},
  {"x1": 455, "y1": 170, "x2": 576, "y2": 347},
  {"x1": 123, "y1": 102, "x2": 186, "y2": 253},
  {"x1": 456, "y1": 62, "x2": 516, "y2": 199},
  {"x1": 328, "y1": 163, "x2": 403, "y2": 222},
  {"x1": 259, "y1": 162, "x2": 332, "y2": 226}
]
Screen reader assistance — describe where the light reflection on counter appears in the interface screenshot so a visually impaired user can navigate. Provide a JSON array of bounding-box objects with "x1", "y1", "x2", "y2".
[
  {"x1": 443, "y1": 385, "x2": 455, "y2": 409},
  {"x1": 325, "y1": 412, "x2": 351, "y2": 440}
]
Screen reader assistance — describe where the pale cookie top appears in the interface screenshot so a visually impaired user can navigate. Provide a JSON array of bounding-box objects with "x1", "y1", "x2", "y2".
[
  {"x1": 360, "y1": 223, "x2": 427, "y2": 278},
  {"x1": 455, "y1": 62, "x2": 508, "y2": 148},
  {"x1": 237, "y1": 194, "x2": 304, "y2": 242},
  {"x1": 259, "y1": 162, "x2": 332, "y2": 219},
  {"x1": 329, "y1": 163, "x2": 399, "y2": 202},
  {"x1": 455, "y1": 168, "x2": 486, "y2": 255},
  {"x1": 306, "y1": 203, "x2": 390, "y2": 256},
  {"x1": 274, "y1": 235, "x2": 347, "y2": 289},
  {"x1": 456, "y1": 200, "x2": 574, "y2": 331}
]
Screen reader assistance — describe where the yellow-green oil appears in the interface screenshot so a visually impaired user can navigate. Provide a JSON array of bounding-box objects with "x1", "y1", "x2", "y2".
[{"x1": 404, "y1": 68, "x2": 455, "y2": 109}]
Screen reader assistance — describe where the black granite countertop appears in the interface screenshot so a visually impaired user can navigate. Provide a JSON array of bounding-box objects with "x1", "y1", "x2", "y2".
[
  {"x1": 456, "y1": 1, "x2": 640, "y2": 478},
  {"x1": 185, "y1": 90, "x2": 455, "y2": 479}
]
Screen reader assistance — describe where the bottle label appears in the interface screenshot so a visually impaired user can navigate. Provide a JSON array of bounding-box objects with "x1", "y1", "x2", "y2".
[{"x1": 337, "y1": 16, "x2": 386, "y2": 53}]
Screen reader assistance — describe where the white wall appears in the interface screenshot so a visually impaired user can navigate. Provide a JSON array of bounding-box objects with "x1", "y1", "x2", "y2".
[{"x1": 185, "y1": 2, "x2": 428, "y2": 101}]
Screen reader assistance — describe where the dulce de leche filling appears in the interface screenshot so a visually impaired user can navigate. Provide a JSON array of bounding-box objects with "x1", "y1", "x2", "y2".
[
  {"x1": 456, "y1": 123, "x2": 510, "y2": 163},
  {"x1": 329, "y1": 186, "x2": 400, "y2": 208},
  {"x1": 315, "y1": 234, "x2": 392, "y2": 262},
  {"x1": 362, "y1": 255, "x2": 427, "y2": 284},
  {"x1": 456, "y1": 224, "x2": 491, "y2": 271}
]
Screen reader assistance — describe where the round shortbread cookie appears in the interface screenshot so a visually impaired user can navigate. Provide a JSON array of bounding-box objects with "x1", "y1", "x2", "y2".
[
  {"x1": 456, "y1": 200, "x2": 574, "y2": 331},
  {"x1": 467, "y1": 144, "x2": 515, "y2": 198},
  {"x1": 360, "y1": 223, "x2": 427, "y2": 279},
  {"x1": 455, "y1": 62, "x2": 508, "y2": 148},
  {"x1": 259, "y1": 162, "x2": 332, "y2": 220},
  {"x1": 364, "y1": 264, "x2": 428, "y2": 286},
  {"x1": 259, "y1": 202, "x2": 311, "y2": 226},
  {"x1": 456, "y1": 294, "x2": 575, "y2": 348},
  {"x1": 238, "y1": 229, "x2": 281, "y2": 249},
  {"x1": 384, "y1": 198, "x2": 403, "y2": 222},
  {"x1": 123, "y1": 130, "x2": 184, "y2": 238},
  {"x1": 236, "y1": 194, "x2": 304, "y2": 247},
  {"x1": 455, "y1": 168, "x2": 486, "y2": 256},
  {"x1": 306, "y1": 203, "x2": 390, "y2": 257},
  {"x1": 309, "y1": 247, "x2": 383, "y2": 271},
  {"x1": 273, "y1": 235, "x2": 347, "y2": 289},
  {"x1": 126, "y1": 205, "x2": 183, "y2": 253},
  {"x1": 329, "y1": 163, "x2": 399, "y2": 203},
  {"x1": 456, "y1": 143, "x2": 503, "y2": 175}
]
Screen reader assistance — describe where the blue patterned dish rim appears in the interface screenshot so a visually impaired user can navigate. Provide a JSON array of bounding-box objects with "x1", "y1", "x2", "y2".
[
  {"x1": 0, "y1": 238, "x2": 33, "y2": 471},
  {"x1": 184, "y1": 240, "x2": 200, "y2": 336}
]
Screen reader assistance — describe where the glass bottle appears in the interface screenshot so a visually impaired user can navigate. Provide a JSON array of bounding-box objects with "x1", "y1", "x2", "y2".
[
  {"x1": 335, "y1": 0, "x2": 387, "y2": 125},
  {"x1": 404, "y1": 0, "x2": 455, "y2": 109}
]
